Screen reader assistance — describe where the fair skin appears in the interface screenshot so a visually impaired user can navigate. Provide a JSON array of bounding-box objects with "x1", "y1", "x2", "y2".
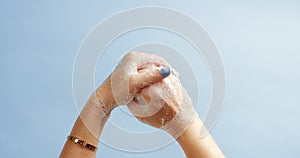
[{"x1": 60, "y1": 53, "x2": 225, "y2": 158}]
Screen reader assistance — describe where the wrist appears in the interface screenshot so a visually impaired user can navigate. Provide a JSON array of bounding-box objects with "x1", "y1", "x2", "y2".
[
  {"x1": 160, "y1": 102, "x2": 197, "y2": 138},
  {"x1": 176, "y1": 116, "x2": 202, "y2": 143},
  {"x1": 176, "y1": 116, "x2": 225, "y2": 158},
  {"x1": 95, "y1": 76, "x2": 117, "y2": 115}
]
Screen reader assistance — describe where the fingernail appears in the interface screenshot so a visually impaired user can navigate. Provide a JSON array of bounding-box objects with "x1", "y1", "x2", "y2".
[{"x1": 160, "y1": 66, "x2": 170, "y2": 77}]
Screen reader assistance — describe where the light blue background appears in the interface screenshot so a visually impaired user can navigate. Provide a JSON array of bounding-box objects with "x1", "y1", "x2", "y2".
[{"x1": 1, "y1": 0, "x2": 300, "y2": 157}]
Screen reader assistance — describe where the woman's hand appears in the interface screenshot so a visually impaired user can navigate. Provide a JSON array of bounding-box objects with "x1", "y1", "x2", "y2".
[
  {"x1": 126, "y1": 62, "x2": 225, "y2": 158},
  {"x1": 127, "y1": 63, "x2": 196, "y2": 138},
  {"x1": 68, "y1": 52, "x2": 171, "y2": 150}
]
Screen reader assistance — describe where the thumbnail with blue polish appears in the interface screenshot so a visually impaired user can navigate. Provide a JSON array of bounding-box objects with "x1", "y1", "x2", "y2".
[{"x1": 160, "y1": 67, "x2": 171, "y2": 77}]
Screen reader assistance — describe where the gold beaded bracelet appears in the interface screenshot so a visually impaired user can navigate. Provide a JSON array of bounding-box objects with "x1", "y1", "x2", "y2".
[{"x1": 67, "y1": 135, "x2": 98, "y2": 152}]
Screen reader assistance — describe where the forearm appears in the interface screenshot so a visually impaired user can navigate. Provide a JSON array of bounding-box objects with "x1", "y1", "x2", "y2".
[
  {"x1": 60, "y1": 79, "x2": 113, "y2": 158},
  {"x1": 60, "y1": 117, "x2": 105, "y2": 158},
  {"x1": 176, "y1": 116, "x2": 225, "y2": 158}
]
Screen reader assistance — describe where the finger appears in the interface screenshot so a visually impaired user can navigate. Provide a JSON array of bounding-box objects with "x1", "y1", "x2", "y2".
[
  {"x1": 139, "y1": 88, "x2": 151, "y2": 103},
  {"x1": 132, "y1": 87, "x2": 151, "y2": 106},
  {"x1": 130, "y1": 66, "x2": 171, "y2": 93}
]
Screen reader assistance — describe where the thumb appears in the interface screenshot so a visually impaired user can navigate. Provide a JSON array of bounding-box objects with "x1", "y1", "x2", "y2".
[{"x1": 130, "y1": 66, "x2": 170, "y2": 93}]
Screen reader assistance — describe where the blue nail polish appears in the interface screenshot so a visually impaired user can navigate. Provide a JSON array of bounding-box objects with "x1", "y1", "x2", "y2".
[{"x1": 160, "y1": 67, "x2": 170, "y2": 77}]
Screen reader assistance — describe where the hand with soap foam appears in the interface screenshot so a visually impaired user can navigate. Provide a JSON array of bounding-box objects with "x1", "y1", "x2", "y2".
[
  {"x1": 126, "y1": 60, "x2": 225, "y2": 158},
  {"x1": 79, "y1": 52, "x2": 171, "y2": 139},
  {"x1": 61, "y1": 52, "x2": 171, "y2": 158}
]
